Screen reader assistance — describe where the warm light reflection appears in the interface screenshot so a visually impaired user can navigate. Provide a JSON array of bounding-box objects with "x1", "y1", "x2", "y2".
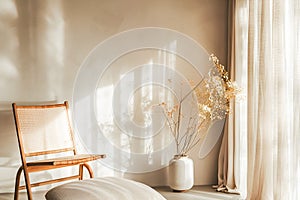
[
  {"x1": 0, "y1": 57, "x2": 18, "y2": 79},
  {"x1": 73, "y1": 27, "x2": 213, "y2": 173},
  {"x1": 0, "y1": 0, "x2": 19, "y2": 98},
  {"x1": 96, "y1": 85, "x2": 114, "y2": 124},
  {"x1": 0, "y1": 0, "x2": 18, "y2": 18},
  {"x1": 94, "y1": 48, "x2": 195, "y2": 155},
  {"x1": 44, "y1": 1, "x2": 64, "y2": 66}
]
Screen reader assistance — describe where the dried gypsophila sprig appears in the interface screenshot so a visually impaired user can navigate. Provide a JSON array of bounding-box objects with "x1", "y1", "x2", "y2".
[
  {"x1": 209, "y1": 54, "x2": 241, "y2": 103},
  {"x1": 157, "y1": 54, "x2": 241, "y2": 156},
  {"x1": 158, "y1": 100, "x2": 210, "y2": 156}
]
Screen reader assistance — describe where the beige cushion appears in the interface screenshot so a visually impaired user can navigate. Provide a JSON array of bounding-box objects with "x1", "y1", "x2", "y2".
[{"x1": 45, "y1": 177, "x2": 166, "y2": 200}]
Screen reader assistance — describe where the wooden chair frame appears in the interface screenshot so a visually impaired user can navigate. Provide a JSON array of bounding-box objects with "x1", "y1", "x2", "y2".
[{"x1": 12, "y1": 101, "x2": 105, "y2": 200}]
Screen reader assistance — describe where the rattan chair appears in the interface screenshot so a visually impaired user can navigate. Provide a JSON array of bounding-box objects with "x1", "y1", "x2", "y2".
[{"x1": 12, "y1": 101, "x2": 105, "y2": 200}]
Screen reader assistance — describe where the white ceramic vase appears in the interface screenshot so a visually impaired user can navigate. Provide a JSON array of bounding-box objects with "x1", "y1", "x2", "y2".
[{"x1": 168, "y1": 155, "x2": 194, "y2": 191}]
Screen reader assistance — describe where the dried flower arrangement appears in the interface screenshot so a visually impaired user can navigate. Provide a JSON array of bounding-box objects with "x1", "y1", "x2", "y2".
[{"x1": 158, "y1": 54, "x2": 241, "y2": 156}]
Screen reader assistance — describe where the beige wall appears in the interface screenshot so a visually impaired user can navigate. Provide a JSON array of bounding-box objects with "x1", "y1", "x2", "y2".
[{"x1": 0, "y1": 0, "x2": 228, "y2": 192}]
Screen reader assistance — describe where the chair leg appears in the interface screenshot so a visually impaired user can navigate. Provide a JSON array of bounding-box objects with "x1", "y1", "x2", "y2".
[
  {"x1": 14, "y1": 166, "x2": 33, "y2": 200},
  {"x1": 83, "y1": 163, "x2": 94, "y2": 178},
  {"x1": 23, "y1": 168, "x2": 33, "y2": 200},
  {"x1": 79, "y1": 164, "x2": 84, "y2": 180},
  {"x1": 14, "y1": 167, "x2": 22, "y2": 200}
]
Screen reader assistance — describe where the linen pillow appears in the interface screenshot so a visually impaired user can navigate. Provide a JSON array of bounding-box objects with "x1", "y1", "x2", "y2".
[{"x1": 45, "y1": 177, "x2": 166, "y2": 200}]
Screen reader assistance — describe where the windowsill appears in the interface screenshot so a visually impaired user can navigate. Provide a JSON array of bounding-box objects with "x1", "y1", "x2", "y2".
[{"x1": 154, "y1": 185, "x2": 242, "y2": 200}]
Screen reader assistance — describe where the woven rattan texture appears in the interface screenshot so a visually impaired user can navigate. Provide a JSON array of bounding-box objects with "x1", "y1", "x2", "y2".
[{"x1": 17, "y1": 106, "x2": 73, "y2": 155}]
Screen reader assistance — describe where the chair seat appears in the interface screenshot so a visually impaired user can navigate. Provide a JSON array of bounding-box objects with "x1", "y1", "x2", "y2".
[{"x1": 27, "y1": 154, "x2": 106, "y2": 166}]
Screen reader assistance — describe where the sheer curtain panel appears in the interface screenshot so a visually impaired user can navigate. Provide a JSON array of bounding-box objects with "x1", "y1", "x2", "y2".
[
  {"x1": 247, "y1": 0, "x2": 300, "y2": 199},
  {"x1": 217, "y1": 0, "x2": 300, "y2": 199}
]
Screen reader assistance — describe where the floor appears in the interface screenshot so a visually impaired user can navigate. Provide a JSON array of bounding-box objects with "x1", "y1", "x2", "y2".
[{"x1": 0, "y1": 186, "x2": 242, "y2": 200}]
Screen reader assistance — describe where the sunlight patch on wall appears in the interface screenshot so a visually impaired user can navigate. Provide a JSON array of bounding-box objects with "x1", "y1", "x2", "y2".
[
  {"x1": 72, "y1": 28, "x2": 217, "y2": 173},
  {"x1": 44, "y1": 0, "x2": 65, "y2": 66}
]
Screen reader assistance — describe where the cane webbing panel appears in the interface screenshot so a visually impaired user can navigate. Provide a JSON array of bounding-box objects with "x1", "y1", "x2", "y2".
[{"x1": 16, "y1": 105, "x2": 74, "y2": 156}]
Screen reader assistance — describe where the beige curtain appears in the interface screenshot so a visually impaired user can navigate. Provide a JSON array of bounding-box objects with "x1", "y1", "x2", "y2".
[
  {"x1": 216, "y1": 0, "x2": 248, "y2": 197},
  {"x1": 247, "y1": 0, "x2": 300, "y2": 199},
  {"x1": 218, "y1": 0, "x2": 300, "y2": 199}
]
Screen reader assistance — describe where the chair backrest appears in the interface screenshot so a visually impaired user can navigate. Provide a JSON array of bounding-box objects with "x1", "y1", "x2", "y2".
[{"x1": 12, "y1": 101, "x2": 76, "y2": 158}]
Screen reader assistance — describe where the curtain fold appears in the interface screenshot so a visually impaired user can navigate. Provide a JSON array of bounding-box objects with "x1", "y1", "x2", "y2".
[
  {"x1": 217, "y1": 0, "x2": 299, "y2": 199},
  {"x1": 216, "y1": 0, "x2": 236, "y2": 191},
  {"x1": 216, "y1": 0, "x2": 248, "y2": 197},
  {"x1": 247, "y1": 0, "x2": 300, "y2": 199}
]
